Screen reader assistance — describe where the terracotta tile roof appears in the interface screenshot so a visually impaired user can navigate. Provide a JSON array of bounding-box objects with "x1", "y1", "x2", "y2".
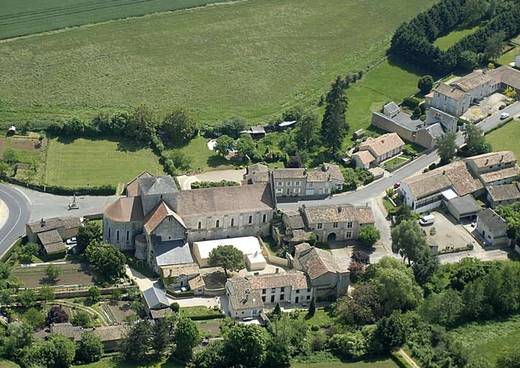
[
  {"x1": 296, "y1": 245, "x2": 340, "y2": 280},
  {"x1": 104, "y1": 196, "x2": 143, "y2": 223},
  {"x1": 488, "y1": 65, "x2": 520, "y2": 90},
  {"x1": 487, "y1": 183, "x2": 520, "y2": 203},
  {"x1": 273, "y1": 168, "x2": 306, "y2": 179},
  {"x1": 352, "y1": 150, "x2": 375, "y2": 166},
  {"x1": 302, "y1": 204, "x2": 374, "y2": 225},
  {"x1": 435, "y1": 82, "x2": 467, "y2": 101},
  {"x1": 27, "y1": 217, "x2": 81, "y2": 235},
  {"x1": 466, "y1": 151, "x2": 517, "y2": 170},
  {"x1": 144, "y1": 201, "x2": 186, "y2": 234},
  {"x1": 358, "y1": 133, "x2": 404, "y2": 158},
  {"x1": 322, "y1": 163, "x2": 344, "y2": 182},
  {"x1": 174, "y1": 183, "x2": 274, "y2": 218},
  {"x1": 403, "y1": 161, "x2": 483, "y2": 199},
  {"x1": 451, "y1": 70, "x2": 495, "y2": 92},
  {"x1": 160, "y1": 263, "x2": 200, "y2": 279},
  {"x1": 480, "y1": 166, "x2": 520, "y2": 184},
  {"x1": 306, "y1": 170, "x2": 328, "y2": 182},
  {"x1": 282, "y1": 210, "x2": 305, "y2": 230},
  {"x1": 226, "y1": 278, "x2": 263, "y2": 311},
  {"x1": 188, "y1": 275, "x2": 206, "y2": 290},
  {"x1": 247, "y1": 271, "x2": 308, "y2": 290}
]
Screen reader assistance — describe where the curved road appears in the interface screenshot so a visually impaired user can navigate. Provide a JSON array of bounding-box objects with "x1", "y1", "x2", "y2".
[{"x1": 0, "y1": 184, "x2": 31, "y2": 259}]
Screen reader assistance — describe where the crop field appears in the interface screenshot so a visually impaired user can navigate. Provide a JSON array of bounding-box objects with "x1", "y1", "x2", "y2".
[
  {"x1": 0, "y1": 0, "x2": 226, "y2": 40},
  {"x1": 0, "y1": 0, "x2": 436, "y2": 126},
  {"x1": 449, "y1": 315, "x2": 520, "y2": 364},
  {"x1": 44, "y1": 137, "x2": 164, "y2": 188},
  {"x1": 433, "y1": 26, "x2": 479, "y2": 51},
  {"x1": 486, "y1": 121, "x2": 520, "y2": 159},
  {"x1": 12, "y1": 262, "x2": 95, "y2": 288}
]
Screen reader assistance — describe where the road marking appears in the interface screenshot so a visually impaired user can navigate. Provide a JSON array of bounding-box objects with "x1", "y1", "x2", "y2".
[
  {"x1": 0, "y1": 187, "x2": 24, "y2": 254},
  {"x1": 11, "y1": 185, "x2": 32, "y2": 205}
]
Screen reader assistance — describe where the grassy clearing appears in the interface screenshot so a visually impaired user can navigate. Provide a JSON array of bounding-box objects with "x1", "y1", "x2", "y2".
[
  {"x1": 498, "y1": 45, "x2": 520, "y2": 66},
  {"x1": 448, "y1": 315, "x2": 520, "y2": 364},
  {"x1": 383, "y1": 155, "x2": 410, "y2": 172},
  {"x1": 0, "y1": 0, "x2": 435, "y2": 126},
  {"x1": 179, "y1": 305, "x2": 223, "y2": 319},
  {"x1": 292, "y1": 358, "x2": 398, "y2": 368},
  {"x1": 0, "y1": 359, "x2": 20, "y2": 368},
  {"x1": 297, "y1": 308, "x2": 336, "y2": 329},
  {"x1": 75, "y1": 358, "x2": 184, "y2": 368},
  {"x1": 44, "y1": 137, "x2": 163, "y2": 188},
  {"x1": 434, "y1": 27, "x2": 479, "y2": 51},
  {"x1": 164, "y1": 136, "x2": 234, "y2": 173},
  {"x1": 12, "y1": 262, "x2": 95, "y2": 288},
  {"x1": 195, "y1": 319, "x2": 222, "y2": 338},
  {"x1": 345, "y1": 60, "x2": 423, "y2": 137},
  {"x1": 486, "y1": 120, "x2": 520, "y2": 158},
  {"x1": 0, "y1": 0, "x2": 226, "y2": 40}
]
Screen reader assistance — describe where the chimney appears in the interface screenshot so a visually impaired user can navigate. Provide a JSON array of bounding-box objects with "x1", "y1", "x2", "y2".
[
  {"x1": 500, "y1": 155, "x2": 504, "y2": 163},
  {"x1": 275, "y1": 267, "x2": 279, "y2": 274},
  {"x1": 485, "y1": 159, "x2": 489, "y2": 165},
  {"x1": 442, "y1": 170, "x2": 446, "y2": 175},
  {"x1": 40, "y1": 218, "x2": 45, "y2": 227},
  {"x1": 338, "y1": 207, "x2": 342, "y2": 213}
]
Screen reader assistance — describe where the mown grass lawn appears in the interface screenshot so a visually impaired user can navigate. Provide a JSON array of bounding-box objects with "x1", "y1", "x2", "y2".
[
  {"x1": 498, "y1": 45, "x2": 520, "y2": 66},
  {"x1": 75, "y1": 358, "x2": 184, "y2": 368},
  {"x1": 292, "y1": 358, "x2": 398, "y2": 368},
  {"x1": 345, "y1": 60, "x2": 423, "y2": 138},
  {"x1": 0, "y1": 0, "x2": 435, "y2": 126},
  {"x1": 44, "y1": 137, "x2": 163, "y2": 188},
  {"x1": 486, "y1": 120, "x2": 520, "y2": 159},
  {"x1": 0, "y1": 0, "x2": 226, "y2": 40},
  {"x1": 448, "y1": 315, "x2": 520, "y2": 364},
  {"x1": 433, "y1": 26, "x2": 479, "y2": 51}
]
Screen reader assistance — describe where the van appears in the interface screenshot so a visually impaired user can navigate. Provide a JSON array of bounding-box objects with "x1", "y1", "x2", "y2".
[{"x1": 419, "y1": 214, "x2": 435, "y2": 226}]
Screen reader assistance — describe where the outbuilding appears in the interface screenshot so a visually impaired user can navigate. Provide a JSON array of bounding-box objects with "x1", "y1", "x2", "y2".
[
  {"x1": 192, "y1": 236, "x2": 265, "y2": 269},
  {"x1": 445, "y1": 194, "x2": 480, "y2": 222}
]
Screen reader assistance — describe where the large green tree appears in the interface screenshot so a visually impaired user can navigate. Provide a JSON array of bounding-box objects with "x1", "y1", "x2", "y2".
[
  {"x1": 162, "y1": 109, "x2": 198, "y2": 145},
  {"x1": 208, "y1": 245, "x2": 245, "y2": 277},
  {"x1": 358, "y1": 225, "x2": 381, "y2": 247},
  {"x1": 464, "y1": 123, "x2": 491, "y2": 156},
  {"x1": 126, "y1": 104, "x2": 156, "y2": 142},
  {"x1": 76, "y1": 332, "x2": 103, "y2": 364},
  {"x1": 76, "y1": 221, "x2": 102, "y2": 253},
  {"x1": 85, "y1": 241, "x2": 126, "y2": 283},
  {"x1": 391, "y1": 220, "x2": 429, "y2": 265},
  {"x1": 120, "y1": 319, "x2": 153, "y2": 362},
  {"x1": 294, "y1": 111, "x2": 320, "y2": 149},
  {"x1": 436, "y1": 132, "x2": 457, "y2": 164},
  {"x1": 174, "y1": 317, "x2": 200, "y2": 361},
  {"x1": 223, "y1": 324, "x2": 268, "y2": 368},
  {"x1": 321, "y1": 76, "x2": 349, "y2": 155},
  {"x1": 214, "y1": 135, "x2": 236, "y2": 156}
]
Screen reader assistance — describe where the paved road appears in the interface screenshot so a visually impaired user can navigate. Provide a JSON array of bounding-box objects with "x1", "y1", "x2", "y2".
[
  {"x1": 476, "y1": 100, "x2": 520, "y2": 133},
  {"x1": 0, "y1": 184, "x2": 31, "y2": 259}
]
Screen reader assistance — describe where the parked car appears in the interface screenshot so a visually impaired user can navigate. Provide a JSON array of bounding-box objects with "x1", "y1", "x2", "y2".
[
  {"x1": 393, "y1": 182, "x2": 401, "y2": 189},
  {"x1": 419, "y1": 214, "x2": 435, "y2": 226},
  {"x1": 65, "y1": 237, "x2": 77, "y2": 245},
  {"x1": 500, "y1": 112, "x2": 510, "y2": 120}
]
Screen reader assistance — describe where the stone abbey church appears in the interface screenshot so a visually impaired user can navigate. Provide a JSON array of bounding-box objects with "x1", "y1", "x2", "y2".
[{"x1": 103, "y1": 172, "x2": 275, "y2": 275}]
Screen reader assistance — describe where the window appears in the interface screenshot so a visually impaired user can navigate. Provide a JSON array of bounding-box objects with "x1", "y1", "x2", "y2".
[
  {"x1": 262, "y1": 296, "x2": 266, "y2": 302},
  {"x1": 231, "y1": 218, "x2": 235, "y2": 227},
  {"x1": 126, "y1": 231, "x2": 129, "y2": 241},
  {"x1": 216, "y1": 220, "x2": 220, "y2": 228},
  {"x1": 271, "y1": 295, "x2": 275, "y2": 303},
  {"x1": 249, "y1": 215, "x2": 253, "y2": 224},
  {"x1": 262, "y1": 289, "x2": 266, "y2": 294},
  {"x1": 198, "y1": 221, "x2": 202, "y2": 229},
  {"x1": 317, "y1": 223, "x2": 322, "y2": 229},
  {"x1": 296, "y1": 289, "x2": 300, "y2": 294},
  {"x1": 280, "y1": 287, "x2": 285, "y2": 293},
  {"x1": 295, "y1": 181, "x2": 301, "y2": 186},
  {"x1": 116, "y1": 230, "x2": 119, "y2": 242},
  {"x1": 108, "y1": 228, "x2": 111, "y2": 238},
  {"x1": 280, "y1": 294, "x2": 285, "y2": 301},
  {"x1": 333, "y1": 222, "x2": 338, "y2": 228},
  {"x1": 307, "y1": 295, "x2": 311, "y2": 300},
  {"x1": 271, "y1": 288, "x2": 276, "y2": 292},
  {"x1": 287, "y1": 181, "x2": 292, "y2": 186},
  {"x1": 347, "y1": 222, "x2": 353, "y2": 228},
  {"x1": 346, "y1": 231, "x2": 352, "y2": 238},
  {"x1": 262, "y1": 214, "x2": 267, "y2": 223}
]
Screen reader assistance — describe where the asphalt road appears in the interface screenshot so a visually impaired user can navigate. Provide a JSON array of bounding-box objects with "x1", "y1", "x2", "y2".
[{"x1": 0, "y1": 184, "x2": 31, "y2": 259}]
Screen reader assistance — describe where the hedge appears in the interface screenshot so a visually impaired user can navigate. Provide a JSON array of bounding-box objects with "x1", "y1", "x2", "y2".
[{"x1": 1, "y1": 175, "x2": 116, "y2": 196}]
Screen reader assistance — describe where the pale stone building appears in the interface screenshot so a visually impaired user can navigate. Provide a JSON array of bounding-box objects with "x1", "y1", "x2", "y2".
[{"x1": 352, "y1": 132, "x2": 405, "y2": 168}]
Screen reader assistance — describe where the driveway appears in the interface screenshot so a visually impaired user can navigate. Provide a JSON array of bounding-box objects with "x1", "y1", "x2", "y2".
[{"x1": 177, "y1": 168, "x2": 245, "y2": 190}]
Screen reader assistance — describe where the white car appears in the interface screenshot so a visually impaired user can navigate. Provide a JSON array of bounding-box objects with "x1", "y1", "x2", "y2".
[
  {"x1": 65, "y1": 237, "x2": 77, "y2": 245},
  {"x1": 500, "y1": 112, "x2": 510, "y2": 120},
  {"x1": 419, "y1": 214, "x2": 435, "y2": 226}
]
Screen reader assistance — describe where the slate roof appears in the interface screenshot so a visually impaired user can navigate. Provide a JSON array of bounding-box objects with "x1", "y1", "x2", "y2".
[
  {"x1": 447, "y1": 195, "x2": 480, "y2": 215},
  {"x1": 174, "y1": 183, "x2": 274, "y2": 218},
  {"x1": 358, "y1": 133, "x2": 405, "y2": 158},
  {"x1": 403, "y1": 161, "x2": 483, "y2": 199},
  {"x1": 154, "y1": 241, "x2": 194, "y2": 267},
  {"x1": 296, "y1": 244, "x2": 341, "y2": 280},
  {"x1": 143, "y1": 286, "x2": 170, "y2": 310},
  {"x1": 104, "y1": 196, "x2": 144, "y2": 223},
  {"x1": 302, "y1": 204, "x2": 374, "y2": 225},
  {"x1": 487, "y1": 183, "x2": 520, "y2": 203},
  {"x1": 144, "y1": 201, "x2": 186, "y2": 234},
  {"x1": 478, "y1": 208, "x2": 508, "y2": 232},
  {"x1": 138, "y1": 175, "x2": 178, "y2": 196}
]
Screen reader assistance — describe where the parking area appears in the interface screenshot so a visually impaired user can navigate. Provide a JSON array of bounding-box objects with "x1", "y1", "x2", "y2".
[
  {"x1": 423, "y1": 211, "x2": 477, "y2": 253},
  {"x1": 462, "y1": 93, "x2": 511, "y2": 123}
]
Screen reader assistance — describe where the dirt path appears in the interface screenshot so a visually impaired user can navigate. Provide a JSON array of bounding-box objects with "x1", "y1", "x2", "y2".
[
  {"x1": 398, "y1": 349, "x2": 420, "y2": 368},
  {"x1": 55, "y1": 300, "x2": 110, "y2": 326}
]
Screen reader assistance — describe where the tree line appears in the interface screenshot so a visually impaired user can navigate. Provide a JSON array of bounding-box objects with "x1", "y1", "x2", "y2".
[{"x1": 389, "y1": 0, "x2": 520, "y2": 74}]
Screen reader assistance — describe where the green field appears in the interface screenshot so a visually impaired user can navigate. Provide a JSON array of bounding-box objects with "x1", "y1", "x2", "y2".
[
  {"x1": 0, "y1": 0, "x2": 226, "y2": 40},
  {"x1": 292, "y1": 358, "x2": 398, "y2": 368},
  {"x1": 44, "y1": 137, "x2": 164, "y2": 187},
  {"x1": 345, "y1": 60, "x2": 423, "y2": 134},
  {"x1": 434, "y1": 26, "x2": 479, "y2": 51},
  {"x1": 498, "y1": 45, "x2": 520, "y2": 66},
  {"x1": 449, "y1": 315, "x2": 520, "y2": 364},
  {"x1": 74, "y1": 358, "x2": 184, "y2": 368},
  {"x1": 486, "y1": 120, "x2": 520, "y2": 159},
  {"x1": 0, "y1": 0, "x2": 436, "y2": 126}
]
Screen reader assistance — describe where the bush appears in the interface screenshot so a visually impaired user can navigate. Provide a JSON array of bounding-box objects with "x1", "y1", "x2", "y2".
[
  {"x1": 402, "y1": 97, "x2": 420, "y2": 110},
  {"x1": 358, "y1": 225, "x2": 381, "y2": 247}
]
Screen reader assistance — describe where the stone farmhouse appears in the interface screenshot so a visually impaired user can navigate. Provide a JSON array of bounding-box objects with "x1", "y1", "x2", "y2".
[
  {"x1": 279, "y1": 204, "x2": 375, "y2": 244},
  {"x1": 486, "y1": 182, "x2": 520, "y2": 208},
  {"x1": 400, "y1": 151, "x2": 519, "y2": 213},
  {"x1": 352, "y1": 132, "x2": 405, "y2": 169},
  {"x1": 26, "y1": 217, "x2": 81, "y2": 256},
  {"x1": 475, "y1": 208, "x2": 510, "y2": 247},
  {"x1": 103, "y1": 172, "x2": 275, "y2": 278},
  {"x1": 243, "y1": 163, "x2": 345, "y2": 198},
  {"x1": 225, "y1": 271, "x2": 312, "y2": 319},
  {"x1": 292, "y1": 243, "x2": 349, "y2": 298}
]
